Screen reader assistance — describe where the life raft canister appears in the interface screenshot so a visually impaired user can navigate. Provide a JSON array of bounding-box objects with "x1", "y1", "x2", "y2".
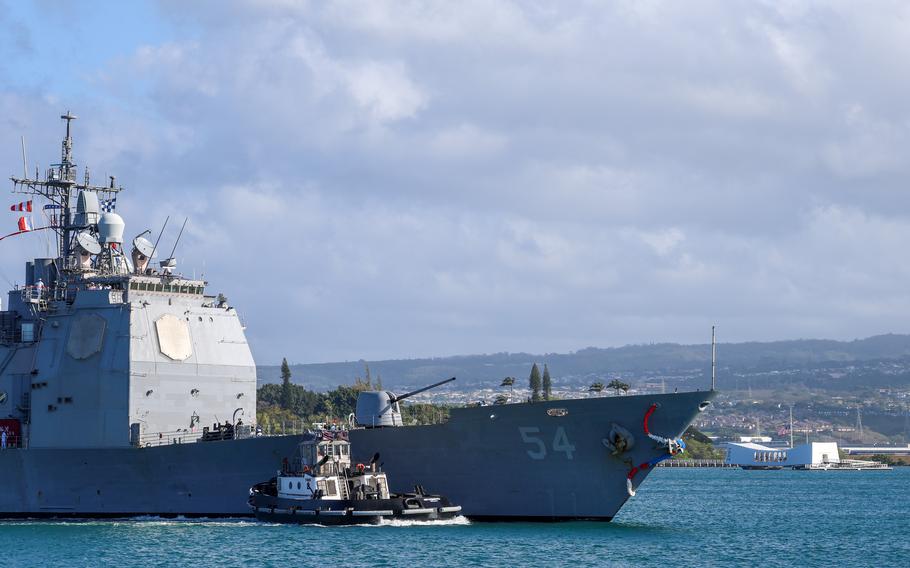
[{"x1": 356, "y1": 463, "x2": 365, "y2": 473}]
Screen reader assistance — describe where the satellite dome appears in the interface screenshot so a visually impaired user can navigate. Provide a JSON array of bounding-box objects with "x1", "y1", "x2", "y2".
[{"x1": 98, "y1": 213, "x2": 125, "y2": 244}]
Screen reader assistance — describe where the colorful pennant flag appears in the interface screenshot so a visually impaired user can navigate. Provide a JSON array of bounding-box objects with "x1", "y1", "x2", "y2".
[
  {"x1": 10, "y1": 201, "x2": 32, "y2": 212},
  {"x1": 43, "y1": 204, "x2": 62, "y2": 210},
  {"x1": 17, "y1": 216, "x2": 31, "y2": 232},
  {"x1": 101, "y1": 197, "x2": 117, "y2": 213}
]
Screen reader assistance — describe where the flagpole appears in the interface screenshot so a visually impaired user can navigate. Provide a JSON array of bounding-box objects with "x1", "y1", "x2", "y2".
[{"x1": 0, "y1": 226, "x2": 55, "y2": 242}]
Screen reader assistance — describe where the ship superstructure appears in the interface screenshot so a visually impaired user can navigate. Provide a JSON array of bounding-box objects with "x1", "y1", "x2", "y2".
[
  {"x1": 1, "y1": 113, "x2": 255, "y2": 449},
  {"x1": 0, "y1": 114, "x2": 304, "y2": 516}
]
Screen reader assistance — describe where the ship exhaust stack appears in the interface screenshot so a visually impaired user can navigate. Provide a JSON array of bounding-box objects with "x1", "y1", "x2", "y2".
[{"x1": 355, "y1": 377, "x2": 455, "y2": 428}]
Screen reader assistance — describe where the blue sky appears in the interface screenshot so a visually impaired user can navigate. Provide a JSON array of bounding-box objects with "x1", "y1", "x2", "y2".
[
  {"x1": 2, "y1": 2, "x2": 172, "y2": 95},
  {"x1": 2, "y1": 1, "x2": 910, "y2": 364}
]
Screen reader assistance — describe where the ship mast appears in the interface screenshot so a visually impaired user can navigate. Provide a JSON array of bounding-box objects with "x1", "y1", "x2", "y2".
[{"x1": 9, "y1": 112, "x2": 123, "y2": 286}]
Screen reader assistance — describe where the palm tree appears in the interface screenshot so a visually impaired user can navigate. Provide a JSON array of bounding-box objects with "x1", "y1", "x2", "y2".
[
  {"x1": 608, "y1": 379, "x2": 630, "y2": 396},
  {"x1": 500, "y1": 376, "x2": 516, "y2": 402},
  {"x1": 589, "y1": 381, "x2": 605, "y2": 397}
]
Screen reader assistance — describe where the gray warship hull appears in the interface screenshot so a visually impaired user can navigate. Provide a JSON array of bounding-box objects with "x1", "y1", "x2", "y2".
[
  {"x1": 0, "y1": 436, "x2": 303, "y2": 517},
  {"x1": 0, "y1": 391, "x2": 709, "y2": 518},
  {"x1": 351, "y1": 390, "x2": 713, "y2": 520}
]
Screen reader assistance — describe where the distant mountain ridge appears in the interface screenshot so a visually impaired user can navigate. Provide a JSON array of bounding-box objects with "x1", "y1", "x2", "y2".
[{"x1": 257, "y1": 333, "x2": 910, "y2": 392}]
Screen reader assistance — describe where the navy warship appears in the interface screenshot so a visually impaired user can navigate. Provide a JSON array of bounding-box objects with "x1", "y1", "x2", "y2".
[{"x1": 1, "y1": 113, "x2": 714, "y2": 520}]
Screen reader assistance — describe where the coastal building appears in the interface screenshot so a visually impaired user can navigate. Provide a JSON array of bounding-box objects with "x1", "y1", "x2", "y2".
[
  {"x1": 841, "y1": 444, "x2": 910, "y2": 456},
  {"x1": 725, "y1": 441, "x2": 891, "y2": 470},
  {"x1": 725, "y1": 441, "x2": 840, "y2": 469}
]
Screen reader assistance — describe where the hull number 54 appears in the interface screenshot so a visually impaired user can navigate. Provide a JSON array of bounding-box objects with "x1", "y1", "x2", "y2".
[{"x1": 519, "y1": 426, "x2": 575, "y2": 460}]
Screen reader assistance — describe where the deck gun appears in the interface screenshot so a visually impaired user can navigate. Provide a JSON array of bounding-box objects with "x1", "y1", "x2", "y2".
[{"x1": 354, "y1": 377, "x2": 455, "y2": 428}]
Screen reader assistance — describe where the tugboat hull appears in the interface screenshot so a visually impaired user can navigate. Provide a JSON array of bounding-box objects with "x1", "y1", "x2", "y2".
[{"x1": 249, "y1": 493, "x2": 460, "y2": 525}]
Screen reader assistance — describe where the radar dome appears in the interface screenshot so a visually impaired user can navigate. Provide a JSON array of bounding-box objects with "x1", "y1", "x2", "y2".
[{"x1": 98, "y1": 213, "x2": 125, "y2": 244}]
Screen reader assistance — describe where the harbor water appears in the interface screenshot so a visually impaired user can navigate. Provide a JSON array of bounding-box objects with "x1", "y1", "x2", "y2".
[{"x1": 1, "y1": 467, "x2": 907, "y2": 567}]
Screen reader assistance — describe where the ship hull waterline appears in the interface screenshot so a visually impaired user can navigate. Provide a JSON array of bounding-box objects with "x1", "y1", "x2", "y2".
[
  {"x1": 0, "y1": 435, "x2": 305, "y2": 518},
  {"x1": 0, "y1": 391, "x2": 712, "y2": 519},
  {"x1": 351, "y1": 390, "x2": 714, "y2": 521}
]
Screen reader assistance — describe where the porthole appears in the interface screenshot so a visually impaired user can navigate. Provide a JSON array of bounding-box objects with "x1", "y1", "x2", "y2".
[
  {"x1": 288, "y1": 481, "x2": 292, "y2": 489},
  {"x1": 297, "y1": 482, "x2": 301, "y2": 490},
  {"x1": 190, "y1": 389, "x2": 200, "y2": 398}
]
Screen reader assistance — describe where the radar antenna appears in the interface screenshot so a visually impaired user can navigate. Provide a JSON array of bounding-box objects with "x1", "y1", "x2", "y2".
[
  {"x1": 168, "y1": 217, "x2": 188, "y2": 260},
  {"x1": 9, "y1": 112, "x2": 124, "y2": 285},
  {"x1": 160, "y1": 217, "x2": 187, "y2": 275}
]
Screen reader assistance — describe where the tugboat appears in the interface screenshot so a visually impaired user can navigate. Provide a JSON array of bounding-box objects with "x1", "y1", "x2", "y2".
[{"x1": 249, "y1": 430, "x2": 461, "y2": 525}]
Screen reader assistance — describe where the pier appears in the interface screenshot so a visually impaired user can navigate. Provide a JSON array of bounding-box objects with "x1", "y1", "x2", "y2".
[{"x1": 658, "y1": 459, "x2": 735, "y2": 468}]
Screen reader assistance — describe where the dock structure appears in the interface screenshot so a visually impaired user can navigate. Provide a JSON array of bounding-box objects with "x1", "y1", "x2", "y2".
[
  {"x1": 841, "y1": 444, "x2": 910, "y2": 457},
  {"x1": 658, "y1": 459, "x2": 735, "y2": 468}
]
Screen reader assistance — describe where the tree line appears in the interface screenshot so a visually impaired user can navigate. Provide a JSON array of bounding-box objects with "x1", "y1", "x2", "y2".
[
  {"x1": 257, "y1": 358, "x2": 449, "y2": 430},
  {"x1": 495, "y1": 363, "x2": 632, "y2": 404}
]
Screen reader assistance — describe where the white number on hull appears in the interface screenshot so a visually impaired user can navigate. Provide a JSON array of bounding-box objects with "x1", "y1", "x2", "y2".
[
  {"x1": 519, "y1": 427, "x2": 547, "y2": 459},
  {"x1": 519, "y1": 426, "x2": 575, "y2": 460},
  {"x1": 553, "y1": 426, "x2": 576, "y2": 460}
]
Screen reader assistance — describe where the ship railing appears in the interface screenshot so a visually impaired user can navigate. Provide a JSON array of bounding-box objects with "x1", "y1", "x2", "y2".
[
  {"x1": 138, "y1": 429, "x2": 206, "y2": 447},
  {"x1": 0, "y1": 435, "x2": 26, "y2": 450},
  {"x1": 256, "y1": 422, "x2": 312, "y2": 437},
  {"x1": 46, "y1": 167, "x2": 76, "y2": 183},
  {"x1": 137, "y1": 425, "x2": 256, "y2": 447},
  {"x1": 21, "y1": 287, "x2": 44, "y2": 303}
]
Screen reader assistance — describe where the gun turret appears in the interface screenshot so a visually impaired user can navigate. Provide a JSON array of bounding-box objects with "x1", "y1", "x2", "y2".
[
  {"x1": 354, "y1": 377, "x2": 456, "y2": 428},
  {"x1": 390, "y1": 377, "x2": 456, "y2": 403}
]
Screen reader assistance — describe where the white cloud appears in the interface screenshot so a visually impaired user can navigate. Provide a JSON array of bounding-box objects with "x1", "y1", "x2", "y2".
[{"x1": 3, "y1": 1, "x2": 910, "y2": 362}]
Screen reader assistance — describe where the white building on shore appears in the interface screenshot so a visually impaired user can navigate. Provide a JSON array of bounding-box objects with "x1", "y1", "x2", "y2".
[
  {"x1": 724, "y1": 441, "x2": 891, "y2": 470},
  {"x1": 724, "y1": 441, "x2": 840, "y2": 469}
]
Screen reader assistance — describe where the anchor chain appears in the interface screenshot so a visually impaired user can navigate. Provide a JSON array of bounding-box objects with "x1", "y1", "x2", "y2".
[{"x1": 625, "y1": 403, "x2": 686, "y2": 497}]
